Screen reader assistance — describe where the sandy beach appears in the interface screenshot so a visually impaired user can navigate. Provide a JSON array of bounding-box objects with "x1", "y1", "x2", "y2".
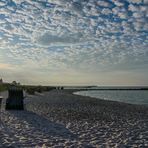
[{"x1": 0, "y1": 89, "x2": 148, "y2": 148}]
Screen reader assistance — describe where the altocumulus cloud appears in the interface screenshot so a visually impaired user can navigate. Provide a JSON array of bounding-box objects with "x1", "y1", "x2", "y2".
[
  {"x1": 36, "y1": 32, "x2": 83, "y2": 45},
  {"x1": 0, "y1": 0, "x2": 148, "y2": 85}
]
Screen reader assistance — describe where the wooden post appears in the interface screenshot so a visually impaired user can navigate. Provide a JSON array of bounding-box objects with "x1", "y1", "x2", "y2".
[{"x1": 6, "y1": 87, "x2": 24, "y2": 110}]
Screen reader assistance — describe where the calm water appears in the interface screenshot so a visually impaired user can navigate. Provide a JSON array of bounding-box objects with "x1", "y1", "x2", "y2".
[{"x1": 74, "y1": 90, "x2": 148, "y2": 105}]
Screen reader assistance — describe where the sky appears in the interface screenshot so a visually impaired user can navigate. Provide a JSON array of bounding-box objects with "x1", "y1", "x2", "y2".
[{"x1": 0, "y1": 0, "x2": 148, "y2": 86}]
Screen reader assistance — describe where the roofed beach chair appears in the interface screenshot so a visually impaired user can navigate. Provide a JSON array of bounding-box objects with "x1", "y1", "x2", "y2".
[
  {"x1": 6, "y1": 87, "x2": 24, "y2": 110},
  {"x1": 0, "y1": 96, "x2": 3, "y2": 109}
]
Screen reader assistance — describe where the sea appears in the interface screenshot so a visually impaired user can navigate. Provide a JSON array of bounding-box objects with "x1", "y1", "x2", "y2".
[{"x1": 74, "y1": 87, "x2": 148, "y2": 105}]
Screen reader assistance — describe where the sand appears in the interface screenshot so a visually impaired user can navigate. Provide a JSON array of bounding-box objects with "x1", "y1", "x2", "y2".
[{"x1": 0, "y1": 90, "x2": 148, "y2": 148}]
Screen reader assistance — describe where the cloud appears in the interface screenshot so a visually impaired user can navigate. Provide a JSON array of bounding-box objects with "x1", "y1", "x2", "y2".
[
  {"x1": 0, "y1": 1, "x2": 6, "y2": 6},
  {"x1": 127, "y1": 0, "x2": 143, "y2": 4},
  {"x1": 143, "y1": 0, "x2": 148, "y2": 4},
  {"x1": 0, "y1": 0, "x2": 147, "y2": 85},
  {"x1": 97, "y1": 1, "x2": 111, "y2": 7},
  {"x1": 35, "y1": 32, "x2": 84, "y2": 45},
  {"x1": 128, "y1": 4, "x2": 139, "y2": 12},
  {"x1": 0, "y1": 63, "x2": 14, "y2": 70},
  {"x1": 112, "y1": 0, "x2": 124, "y2": 7},
  {"x1": 102, "y1": 8, "x2": 112, "y2": 15}
]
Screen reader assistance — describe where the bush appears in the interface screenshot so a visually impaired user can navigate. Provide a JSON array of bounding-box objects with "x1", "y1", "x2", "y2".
[
  {"x1": 23, "y1": 85, "x2": 56, "y2": 95},
  {"x1": 0, "y1": 84, "x2": 8, "y2": 92},
  {"x1": 26, "y1": 88, "x2": 35, "y2": 95}
]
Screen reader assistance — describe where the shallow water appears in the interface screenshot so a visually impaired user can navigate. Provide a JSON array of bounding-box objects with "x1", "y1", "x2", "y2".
[{"x1": 74, "y1": 90, "x2": 148, "y2": 105}]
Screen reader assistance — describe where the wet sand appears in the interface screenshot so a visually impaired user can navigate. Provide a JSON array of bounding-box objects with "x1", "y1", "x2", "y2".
[{"x1": 0, "y1": 90, "x2": 148, "y2": 147}]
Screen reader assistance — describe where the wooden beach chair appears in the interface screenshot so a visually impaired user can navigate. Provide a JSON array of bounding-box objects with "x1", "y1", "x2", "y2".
[
  {"x1": 5, "y1": 88, "x2": 24, "y2": 110},
  {"x1": 0, "y1": 96, "x2": 3, "y2": 109}
]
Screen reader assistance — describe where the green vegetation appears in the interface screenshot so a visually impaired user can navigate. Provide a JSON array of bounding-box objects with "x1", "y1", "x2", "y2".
[
  {"x1": 0, "y1": 83, "x2": 56, "y2": 95},
  {"x1": 21, "y1": 85, "x2": 56, "y2": 95},
  {"x1": 0, "y1": 84, "x2": 9, "y2": 92}
]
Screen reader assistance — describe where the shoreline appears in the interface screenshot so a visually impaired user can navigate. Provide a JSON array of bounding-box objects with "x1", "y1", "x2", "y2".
[
  {"x1": 67, "y1": 89, "x2": 148, "y2": 107},
  {"x1": 72, "y1": 89, "x2": 148, "y2": 106},
  {"x1": 1, "y1": 89, "x2": 148, "y2": 147}
]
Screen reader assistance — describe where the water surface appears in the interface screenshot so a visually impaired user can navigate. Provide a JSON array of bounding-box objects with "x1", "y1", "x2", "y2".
[{"x1": 74, "y1": 90, "x2": 148, "y2": 105}]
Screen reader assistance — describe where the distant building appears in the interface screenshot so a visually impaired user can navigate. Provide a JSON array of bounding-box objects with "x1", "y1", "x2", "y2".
[{"x1": 0, "y1": 78, "x2": 3, "y2": 84}]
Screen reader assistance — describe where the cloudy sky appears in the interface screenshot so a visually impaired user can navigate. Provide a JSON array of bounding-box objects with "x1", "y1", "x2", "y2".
[{"x1": 0, "y1": 0, "x2": 148, "y2": 86}]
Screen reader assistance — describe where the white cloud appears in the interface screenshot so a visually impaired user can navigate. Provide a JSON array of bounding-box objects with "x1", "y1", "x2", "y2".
[
  {"x1": 133, "y1": 12, "x2": 143, "y2": 18},
  {"x1": 0, "y1": 0, "x2": 147, "y2": 85},
  {"x1": 35, "y1": 32, "x2": 84, "y2": 46},
  {"x1": 128, "y1": 4, "x2": 139, "y2": 12},
  {"x1": 127, "y1": 0, "x2": 142, "y2": 4},
  {"x1": 0, "y1": 1, "x2": 6, "y2": 6},
  {"x1": 102, "y1": 8, "x2": 112, "y2": 15},
  {"x1": 97, "y1": 1, "x2": 111, "y2": 7},
  {"x1": 112, "y1": 0, "x2": 124, "y2": 7}
]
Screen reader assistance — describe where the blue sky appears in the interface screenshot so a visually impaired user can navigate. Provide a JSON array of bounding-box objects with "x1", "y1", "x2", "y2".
[{"x1": 0, "y1": 0, "x2": 148, "y2": 86}]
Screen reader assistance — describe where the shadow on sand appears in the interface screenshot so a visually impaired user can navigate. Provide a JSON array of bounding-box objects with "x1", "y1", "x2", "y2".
[{"x1": 0, "y1": 110, "x2": 77, "y2": 147}]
